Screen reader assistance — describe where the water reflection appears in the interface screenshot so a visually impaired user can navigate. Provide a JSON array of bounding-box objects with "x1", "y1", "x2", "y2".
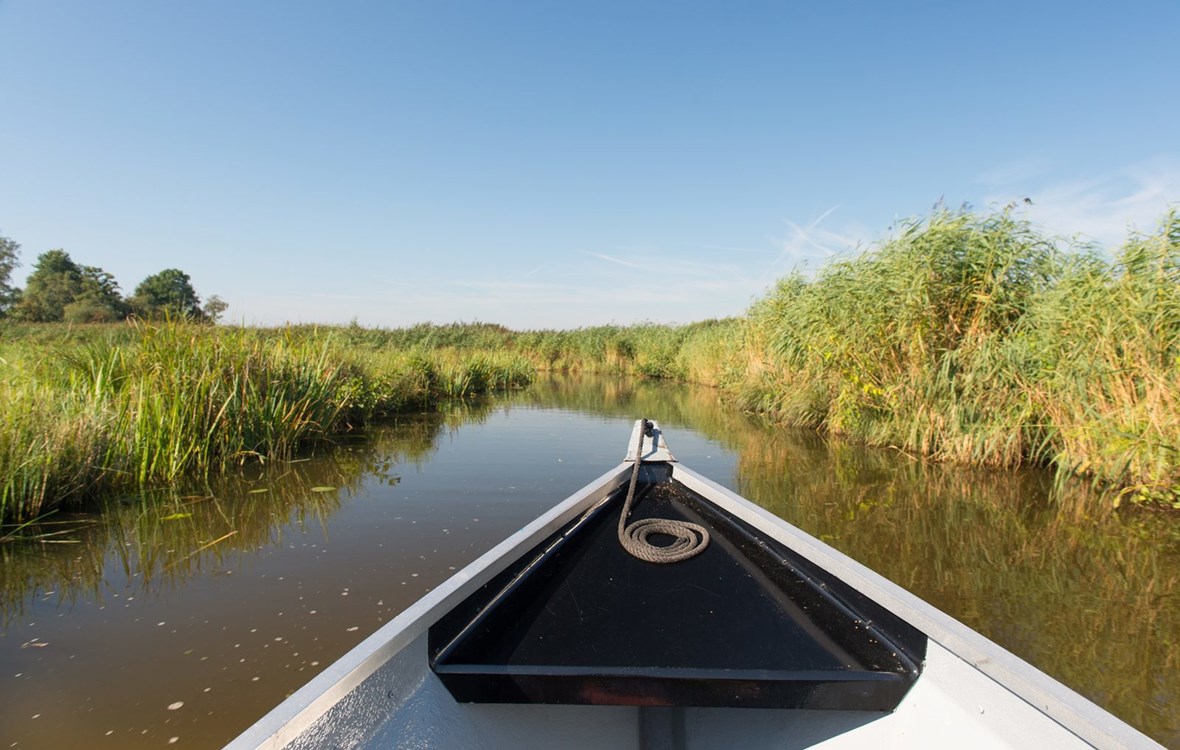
[
  {"x1": 0, "y1": 377, "x2": 1177, "y2": 748},
  {"x1": 511, "y1": 375, "x2": 1180, "y2": 745},
  {"x1": 730, "y1": 434, "x2": 1180, "y2": 743},
  {"x1": 2, "y1": 411, "x2": 463, "y2": 626}
]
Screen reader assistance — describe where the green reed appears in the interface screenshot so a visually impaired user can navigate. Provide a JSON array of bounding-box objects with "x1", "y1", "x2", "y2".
[
  {"x1": 740, "y1": 209, "x2": 1180, "y2": 503},
  {"x1": 0, "y1": 322, "x2": 535, "y2": 521},
  {"x1": 2, "y1": 208, "x2": 1177, "y2": 517},
  {"x1": 511, "y1": 320, "x2": 742, "y2": 384}
]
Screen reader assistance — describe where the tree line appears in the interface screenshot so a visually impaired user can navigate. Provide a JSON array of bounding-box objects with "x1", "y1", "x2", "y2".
[{"x1": 0, "y1": 230, "x2": 226, "y2": 323}]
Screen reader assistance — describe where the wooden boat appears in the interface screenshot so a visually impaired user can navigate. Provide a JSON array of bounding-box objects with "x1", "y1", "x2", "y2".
[{"x1": 226, "y1": 420, "x2": 1163, "y2": 749}]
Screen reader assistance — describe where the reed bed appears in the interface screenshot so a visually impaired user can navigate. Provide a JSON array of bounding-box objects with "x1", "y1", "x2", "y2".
[
  {"x1": 511, "y1": 321, "x2": 742, "y2": 384},
  {"x1": 0, "y1": 323, "x2": 533, "y2": 521},
  {"x1": 1, "y1": 208, "x2": 1177, "y2": 519},
  {"x1": 741, "y1": 209, "x2": 1180, "y2": 504}
]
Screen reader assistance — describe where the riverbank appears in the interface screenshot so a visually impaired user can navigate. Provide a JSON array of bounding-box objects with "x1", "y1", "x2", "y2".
[
  {"x1": 318, "y1": 209, "x2": 1180, "y2": 506},
  {"x1": 739, "y1": 209, "x2": 1180, "y2": 507},
  {"x1": 0, "y1": 323, "x2": 533, "y2": 522},
  {"x1": 2, "y1": 207, "x2": 1177, "y2": 522}
]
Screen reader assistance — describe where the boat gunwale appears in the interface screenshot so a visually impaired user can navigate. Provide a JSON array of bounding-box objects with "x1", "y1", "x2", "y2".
[
  {"x1": 671, "y1": 463, "x2": 1164, "y2": 750},
  {"x1": 223, "y1": 462, "x2": 635, "y2": 750}
]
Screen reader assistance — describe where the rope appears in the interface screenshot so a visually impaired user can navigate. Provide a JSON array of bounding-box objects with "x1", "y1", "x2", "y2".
[{"x1": 617, "y1": 419, "x2": 710, "y2": 564}]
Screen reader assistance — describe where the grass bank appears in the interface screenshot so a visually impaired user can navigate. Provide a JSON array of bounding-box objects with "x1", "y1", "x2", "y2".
[
  {"x1": 739, "y1": 209, "x2": 1180, "y2": 505},
  {"x1": 377, "y1": 209, "x2": 1179, "y2": 505},
  {"x1": 2, "y1": 208, "x2": 1177, "y2": 521},
  {"x1": 0, "y1": 323, "x2": 532, "y2": 521}
]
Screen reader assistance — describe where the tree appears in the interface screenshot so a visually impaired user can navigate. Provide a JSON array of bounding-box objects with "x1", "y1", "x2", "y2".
[
  {"x1": 12, "y1": 249, "x2": 83, "y2": 322},
  {"x1": 131, "y1": 268, "x2": 203, "y2": 320},
  {"x1": 64, "y1": 266, "x2": 129, "y2": 322},
  {"x1": 12, "y1": 251, "x2": 129, "y2": 323},
  {"x1": 0, "y1": 232, "x2": 19, "y2": 317},
  {"x1": 202, "y1": 294, "x2": 229, "y2": 323}
]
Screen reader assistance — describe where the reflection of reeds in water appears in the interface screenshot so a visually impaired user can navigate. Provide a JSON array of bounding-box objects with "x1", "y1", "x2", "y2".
[
  {"x1": 503, "y1": 372, "x2": 757, "y2": 440},
  {"x1": 1, "y1": 375, "x2": 736, "y2": 623},
  {"x1": 0, "y1": 515, "x2": 108, "y2": 625},
  {"x1": 730, "y1": 430, "x2": 1180, "y2": 746},
  {"x1": 0, "y1": 410, "x2": 459, "y2": 623}
]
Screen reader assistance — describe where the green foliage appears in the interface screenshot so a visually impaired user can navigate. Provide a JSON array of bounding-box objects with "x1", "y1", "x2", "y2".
[
  {"x1": 202, "y1": 294, "x2": 229, "y2": 323},
  {"x1": 0, "y1": 231, "x2": 19, "y2": 317},
  {"x1": 9, "y1": 251, "x2": 128, "y2": 322},
  {"x1": 741, "y1": 209, "x2": 1180, "y2": 503},
  {"x1": 2, "y1": 207, "x2": 1178, "y2": 515},
  {"x1": 12, "y1": 249, "x2": 83, "y2": 321},
  {"x1": 131, "y1": 268, "x2": 204, "y2": 320},
  {"x1": 0, "y1": 241, "x2": 214, "y2": 324},
  {"x1": 510, "y1": 321, "x2": 743, "y2": 385},
  {"x1": 1013, "y1": 211, "x2": 1180, "y2": 499},
  {"x1": 64, "y1": 266, "x2": 129, "y2": 322},
  {"x1": 0, "y1": 322, "x2": 536, "y2": 521}
]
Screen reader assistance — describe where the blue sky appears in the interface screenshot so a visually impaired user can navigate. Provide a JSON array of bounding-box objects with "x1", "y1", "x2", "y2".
[{"x1": 1, "y1": 1, "x2": 1177, "y2": 329}]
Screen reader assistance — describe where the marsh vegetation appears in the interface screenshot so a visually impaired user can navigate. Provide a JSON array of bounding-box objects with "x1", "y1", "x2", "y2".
[{"x1": 1, "y1": 208, "x2": 1177, "y2": 524}]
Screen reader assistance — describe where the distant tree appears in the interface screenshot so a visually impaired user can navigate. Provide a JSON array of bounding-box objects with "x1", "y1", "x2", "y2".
[
  {"x1": 0, "y1": 232, "x2": 19, "y2": 317},
  {"x1": 131, "y1": 268, "x2": 203, "y2": 320},
  {"x1": 202, "y1": 294, "x2": 228, "y2": 323},
  {"x1": 64, "y1": 266, "x2": 129, "y2": 323},
  {"x1": 12, "y1": 249, "x2": 84, "y2": 322}
]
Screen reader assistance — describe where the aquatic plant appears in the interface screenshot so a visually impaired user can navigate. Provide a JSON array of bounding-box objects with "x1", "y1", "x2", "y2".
[
  {"x1": 0, "y1": 322, "x2": 535, "y2": 521},
  {"x1": 2, "y1": 208, "x2": 1178, "y2": 518},
  {"x1": 740, "y1": 209, "x2": 1180, "y2": 503}
]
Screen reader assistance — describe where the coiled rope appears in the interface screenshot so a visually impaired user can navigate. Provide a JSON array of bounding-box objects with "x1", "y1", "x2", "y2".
[{"x1": 617, "y1": 419, "x2": 710, "y2": 563}]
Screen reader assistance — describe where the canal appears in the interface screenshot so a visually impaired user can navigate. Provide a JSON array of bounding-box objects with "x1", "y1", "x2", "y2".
[{"x1": 2, "y1": 375, "x2": 1178, "y2": 748}]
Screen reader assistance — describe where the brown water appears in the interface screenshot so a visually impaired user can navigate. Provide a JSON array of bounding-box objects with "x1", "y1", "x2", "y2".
[{"x1": 2, "y1": 375, "x2": 1178, "y2": 748}]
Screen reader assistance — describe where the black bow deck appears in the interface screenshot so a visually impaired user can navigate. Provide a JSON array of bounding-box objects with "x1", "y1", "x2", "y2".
[{"x1": 429, "y1": 466, "x2": 926, "y2": 710}]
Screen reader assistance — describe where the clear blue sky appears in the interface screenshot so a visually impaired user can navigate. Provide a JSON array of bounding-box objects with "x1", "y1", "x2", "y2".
[{"x1": 2, "y1": 1, "x2": 1177, "y2": 329}]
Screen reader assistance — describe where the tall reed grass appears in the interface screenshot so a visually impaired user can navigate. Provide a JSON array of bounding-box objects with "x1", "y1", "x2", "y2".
[
  {"x1": 741, "y1": 209, "x2": 1180, "y2": 504},
  {"x1": 0, "y1": 322, "x2": 533, "y2": 521},
  {"x1": 512, "y1": 320, "x2": 742, "y2": 384},
  {"x1": 2, "y1": 208, "x2": 1177, "y2": 519}
]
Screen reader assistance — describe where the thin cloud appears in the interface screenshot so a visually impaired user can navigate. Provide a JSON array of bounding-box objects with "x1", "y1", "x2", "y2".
[
  {"x1": 981, "y1": 156, "x2": 1179, "y2": 249},
  {"x1": 976, "y1": 158, "x2": 1054, "y2": 187},
  {"x1": 585, "y1": 251, "x2": 645, "y2": 270},
  {"x1": 774, "y1": 206, "x2": 863, "y2": 273},
  {"x1": 380, "y1": 247, "x2": 776, "y2": 328},
  {"x1": 453, "y1": 280, "x2": 565, "y2": 291}
]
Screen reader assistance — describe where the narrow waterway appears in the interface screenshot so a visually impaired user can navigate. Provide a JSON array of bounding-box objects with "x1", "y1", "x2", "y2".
[{"x1": 2, "y1": 375, "x2": 1178, "y2": 748}]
